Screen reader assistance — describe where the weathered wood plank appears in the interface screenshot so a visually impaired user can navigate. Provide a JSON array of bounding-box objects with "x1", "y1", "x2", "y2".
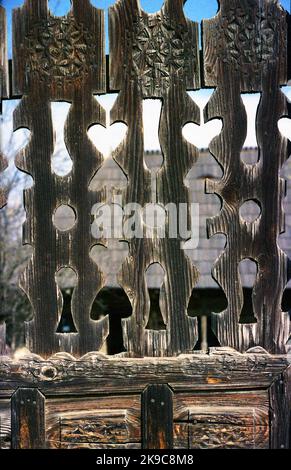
[
  {"x1": 142, "y1": 384, "x2": 173, "y2": 449},
  {"x1": 0, "y1": 324, "x2": 8, "y2": 356},
  {"x1": 269, "y1": 368, "x2": 290, "y2": 449},
  {"x1": 0, "y1": 6, "x2": 8, "y2": 210},
  {"x1": 203, "y1": 0, "x2": 290, "y2": 353},
  {"x1": 188, "y1": 423, "x2": 268, "y2": 449},
  {"x1": 11, "y1": 388, "x2": 45, "y2": 449},
  {"x1": 0, "y1": 351, "x2": 288, "y2": 395},
  {"x1": 12, "y1": 0, "x2": 108, "y2": 357},
  {"x1": 0, "y1": 5, "x2": 8, "y2": 101},
  {"x1": 46, "y1": 395, "x2": 140, "y2": 447},
  {"x1": 174, "y1": 398, "x2": 269, "y2": 449},
  {"x1": 109, "y1": 0, "x2": 200, "y2": 356},
  {"x1": 174, "y1": 389, "x2": 269, "y2": 420}
]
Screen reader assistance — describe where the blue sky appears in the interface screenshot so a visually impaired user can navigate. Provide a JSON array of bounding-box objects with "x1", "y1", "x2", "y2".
[{"x1": 3, "y1": 0, "x2": 290, "y2": 57}]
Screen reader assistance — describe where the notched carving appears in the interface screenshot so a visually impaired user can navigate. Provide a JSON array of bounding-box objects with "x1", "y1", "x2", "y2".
[
  {"x1": 204, "y1": 0, "x2": 287, "y2": 89},
  {"x1": 24, "y1": 15, "x2": 96, "y2": 87},
  {"x1": 128, "y1": 13, "x2": 196, "y2": 94}
]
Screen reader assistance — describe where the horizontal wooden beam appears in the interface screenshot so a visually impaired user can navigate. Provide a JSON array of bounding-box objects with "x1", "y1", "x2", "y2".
[{"x1": 0, "y1": 349, "x2": 288, "y2": 397}]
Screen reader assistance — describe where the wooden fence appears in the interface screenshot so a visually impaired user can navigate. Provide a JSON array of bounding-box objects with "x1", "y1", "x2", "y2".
[{"x1": 0, "y1": 0, "x2": 290, "y2": 450}]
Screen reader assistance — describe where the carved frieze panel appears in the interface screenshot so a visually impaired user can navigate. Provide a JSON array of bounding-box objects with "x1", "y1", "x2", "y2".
[
  {"x1": 13, "y1": 0, "x2": 105, "y2": 99},
  {"x1": 110, "y1": 0, "x2": 199, "y2": 97},
  {"x1": 204, "y1": 0, "x2": 287, "y2": 91}
]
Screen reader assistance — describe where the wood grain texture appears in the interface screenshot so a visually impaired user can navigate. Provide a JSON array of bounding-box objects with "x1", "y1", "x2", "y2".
[
  {"x1": 109, "y1": 0, "x2": 200, "y2": 357},
  {"x1": 142, "y1": 384, "x2": 173, "y2": 449},
  {"x1": 174, "y1": 392, "x2": 269, "y2": 449},
  {"x1": 203, "y1": 0, "x2": 290, "y2": 353},
  {"x1": 269, "y1": 368, "x2": 290, "y2": 449},
  {"x1": 0, "y1": 6, "x2": 8, "y2": 210},
  {"x1": 0, "y1": 324, "x2": 9, "y2": 356},
  {"x1": 13, "y1": 0, "x2": 108, "y2": 357},
  {"x1": 0, "y1": 5, "x2": 8, "y2": 101},
  {"x1": 46, "y1": 395, "x2": 140, "y2": 448},
  {"x1": 0, "y1": 350, "x2": 288, "y2": 395},
  {"x1": 0, "y1": 400, "x2": 10, "y2": 449},
  {"x1": 11, "y1": 388, "x2": 45, "y2": 449}
]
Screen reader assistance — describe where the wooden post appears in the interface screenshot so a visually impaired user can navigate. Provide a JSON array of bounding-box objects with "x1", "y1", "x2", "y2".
[
  {"x1": 11, "y1": 388, "x2": 45, "y2": 449},
  {"x1": 269, "y1": 368, "x2": 290, "y2": 449},
  {"x1": 142, "y1": 384, "x2": 173, "y2": 449}
]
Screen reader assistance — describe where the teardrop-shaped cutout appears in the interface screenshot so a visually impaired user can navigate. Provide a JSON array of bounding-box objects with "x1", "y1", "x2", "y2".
[{"x1": 56, "y1": 267, "x2": 78, "y2": 333}]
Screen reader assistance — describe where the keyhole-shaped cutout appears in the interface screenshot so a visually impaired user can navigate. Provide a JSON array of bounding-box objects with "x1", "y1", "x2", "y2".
[
  {"x1": 56, "y1": 267, "x2": 78, "y2": 333},
  {"x1": 91, "y1": 286, "x2": 132, "y2": 355},
  {"x1": 239, "y1": 259, "x2": 258, "y2": 324},
  {"x1": 90, "y1": 241, "x2": 131, "y2": 354},
  {"x1": 187, "y1": 279, "x2": 227, "y2": 350},
  {"x1": 145, "y1": 263, "x2": 166, "y2": 330},
  {"x1": 51, "y1": 102, "x2": 72, "y2": 176}
]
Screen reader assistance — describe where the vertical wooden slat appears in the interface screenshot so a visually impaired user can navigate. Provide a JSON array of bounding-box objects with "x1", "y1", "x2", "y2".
[
  {"x1": 203, "y1": 0, "x2": 290, "y2": 353},
  {"x1": 0, "y1": 5, "x2": 8, "y2": 102},
  {"x1": 11, "y1": 388, "x2": 45, "y2": 449},
  {"x1": 109, "y1": 0, "x2": 200, "y2": 356},
  {"x1": 0, "y1": 5, "x2": 8, "y2": 208},
  {"x1": 269, "y1": 369, "x2": 290, "y2": 449},
  {"x1": 12, "y1": 0, "x2": 108, "y2": 357},
  {"x1": 0, "y1": 323, "x2": 7, "y2": 356},
  {"x1": 142, "y1": 384, "x2": 173, "y2": 449}
]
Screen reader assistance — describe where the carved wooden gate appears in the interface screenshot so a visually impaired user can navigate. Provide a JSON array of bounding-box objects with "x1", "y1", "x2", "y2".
[{"x1": 0, "y1": 0, "x2": 290, "y2": 450}]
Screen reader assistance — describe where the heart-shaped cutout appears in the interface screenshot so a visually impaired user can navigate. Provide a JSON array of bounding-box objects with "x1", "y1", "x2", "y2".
[
  {"x1": 88, "y1": 122, "x2": 128, "y2": 159},
  {"x1": 183, "y1": 119, "x2": 222, "y2": 150}
]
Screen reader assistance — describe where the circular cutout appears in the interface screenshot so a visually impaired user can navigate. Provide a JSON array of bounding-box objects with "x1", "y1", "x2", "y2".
[
  {"x1": 239, "y1": 200, "x2": 261, "y2": 223},
  {"x1": 53, "y1": 205, "x2": 76, "y2": 231}
]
